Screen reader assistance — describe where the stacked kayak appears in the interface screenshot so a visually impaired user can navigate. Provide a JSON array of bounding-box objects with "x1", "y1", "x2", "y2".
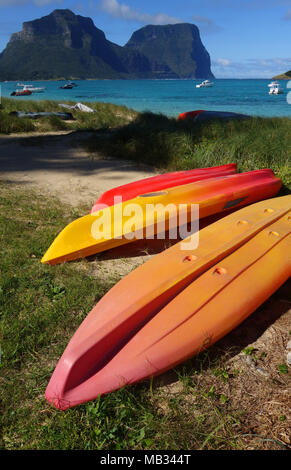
[
  {"x1": 41, "y1": 169, "x2": 282, "y2": 265},
  {"x1": 91, "y1": 163, "x2": 237, "y2": 213},
  {"x1": 45, "y1": 195, "x2": 291, "y2": 410}
]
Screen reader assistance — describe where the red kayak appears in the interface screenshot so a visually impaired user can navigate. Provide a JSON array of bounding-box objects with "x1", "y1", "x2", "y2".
[
  {"x1": 177, "y1": 110, "x2": 205, "y2": 120},
  {"x1": 91, "y1": 163, "x2": 237, "y2": 213},
  {"x1": 178, "y1": 110, "x2": 249, "y2": 122}
]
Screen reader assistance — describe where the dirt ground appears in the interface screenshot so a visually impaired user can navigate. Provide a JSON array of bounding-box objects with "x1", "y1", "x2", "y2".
[
  {"x1": 0, "y1": 130, "x2": 155, "y2": 207},
  {"x1": 0, "y1": 130, "x2": 290, "y2": 449}
]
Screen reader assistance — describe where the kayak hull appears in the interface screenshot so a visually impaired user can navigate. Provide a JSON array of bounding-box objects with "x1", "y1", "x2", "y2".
[
  {"x1": 45, "y1": 196, "x2": 291, "y2": 409},
  {"x1": 177, "y1": 110, "x2": 250, "y2": 122},
  {"x1": 41, "y1": 170, "x2": 282, "y2": 265},
  {"x1": 91, "y1": 164, "x2": 237, "y2": 213}
]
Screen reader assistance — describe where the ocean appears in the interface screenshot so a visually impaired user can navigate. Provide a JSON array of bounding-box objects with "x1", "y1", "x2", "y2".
[{"x1": 1, "y1": 79, "x2": 290, "y2": 118}]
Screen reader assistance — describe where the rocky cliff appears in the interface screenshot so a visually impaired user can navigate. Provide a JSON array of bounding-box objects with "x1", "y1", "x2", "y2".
[
  {"x1": 0, "y1": 9, "x2": 214, "y2": 80},
  {"x1": 125, "y1": 23, "x2": 214, "y2": 79}
]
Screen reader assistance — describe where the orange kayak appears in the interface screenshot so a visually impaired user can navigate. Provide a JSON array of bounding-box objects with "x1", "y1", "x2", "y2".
[
  {"x1": 41, "y1": 169, "x2": 282, "y2": 265},
  {"x1": 45, "y1": 195, "x2": 291, "y2": 410}
]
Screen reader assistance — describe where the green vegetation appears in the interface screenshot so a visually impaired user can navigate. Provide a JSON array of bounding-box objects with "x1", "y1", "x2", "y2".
[
  {"x1": 1, "y1": 183, "x2": 289, "y2": 450},
  {"x1": 0, "y1": 97, "x2": 137, "y2": 134},
  {"x1": 273, "y1": 70, "x2": 291, "y2": 80},
  {"x1": 0, "y1": 183, "x2": 249, "y2": 450},
  {"x1": 1, "y1": 98, "x2": 290, "y2": 193},
  {"x1": 87, "y1": 111, "x2": 291, "y2": 192},
  {"x1": 277, "y1": 364, "x2": 288, "y2": 375}
]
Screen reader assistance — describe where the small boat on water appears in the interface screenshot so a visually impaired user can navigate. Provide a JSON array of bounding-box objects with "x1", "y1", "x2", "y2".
[
  {"x1": 10, "y1": 89, "x2": 32, "y2": 96},
  {"x1": 268, "y1": 81, "x2": 284, "y2": 95},
  {"x1": 196, "y1": 80, "x2": 214, "y2": 88},
  {"x1": 60, "y1": 84, "x2": 74, "y2": 89},
  {"x1": 22, "y1": 85, "x2": 45, "y2": 93},
  {"x1": 17, "y1": 83, "x2": 46, "y2": 93},
  {"x1": 60, "y1": 81, "x2": 78, "y2": 89}
]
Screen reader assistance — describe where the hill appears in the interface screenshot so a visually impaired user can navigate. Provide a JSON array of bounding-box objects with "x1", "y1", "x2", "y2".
[
  {"x1": 273, "y1": 70, "x2": 291, "y2": 80},
  {"x1": 125, "y1": 23, "x2": 214, "y2": 79},
  {"x1": 0, "y1": 9, "x2": 214, "y2": 81}
]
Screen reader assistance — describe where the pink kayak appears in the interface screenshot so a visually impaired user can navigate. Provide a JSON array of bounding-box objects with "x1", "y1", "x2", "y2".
[{"x1": 91, "y1": 163, "x2": 237, "y2": 213}]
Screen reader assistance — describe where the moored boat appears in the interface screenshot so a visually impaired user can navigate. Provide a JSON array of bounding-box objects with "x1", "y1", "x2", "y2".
[
  {"x1": 10, "y1": 89, "x2": 32, "y2": 96},
  {"x1": 21, "y1": 85, "x2": 46, "y2": 93},
  {"x1": 268, "y1": 81, "x2": 284, "y2": 95},
  {"x1": 60, "y1": 83, "x2": 74, "y2": 89},
  {"x1": 60, "y1": 81, "x2": 78, "y2": 89},
  {"x1": 196, "y1": 80, "x2": 214, "y2": 88}
]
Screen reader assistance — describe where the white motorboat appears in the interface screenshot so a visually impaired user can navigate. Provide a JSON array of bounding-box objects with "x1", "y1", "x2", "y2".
[
  {"x1": 268, "y1": 81, "x2": 284, "y2": 95},
  {"x1": 196, "y1": 80, "x2": 214, "y2": 88},
  {"x1": 17, "y1": 84, "x2": 46, "y2": 93}
]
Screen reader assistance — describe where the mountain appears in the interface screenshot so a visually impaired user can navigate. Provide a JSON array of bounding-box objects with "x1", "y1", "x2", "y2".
[
  {"x1": 0, "y1": 9, "x2": 214, "y2": 80},
  {"x1": 125, "y1": 24, "x2": 214, "y2": 79},
  {"x1": 273, "y1": 71, "x2": 291, "y2": 80},
  {"x1": 0, "y1": 10, "x2": 133, "y2": 80}
]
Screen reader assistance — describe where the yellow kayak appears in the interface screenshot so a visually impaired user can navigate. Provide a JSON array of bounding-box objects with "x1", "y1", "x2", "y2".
[{"x1": 42, "y1": 170, "x2": 281, "y2": 265}]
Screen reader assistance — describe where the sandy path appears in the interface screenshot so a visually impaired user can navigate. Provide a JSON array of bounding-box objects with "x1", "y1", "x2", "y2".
[
  {"x1": 0, "y1": 130, "x2": 155, "y2": 209},
  {"x1": 0, "y1": 130, "x2": 161, "y2": 275}
]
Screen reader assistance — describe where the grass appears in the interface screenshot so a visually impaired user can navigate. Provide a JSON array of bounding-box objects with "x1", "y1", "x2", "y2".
[
  {"x1": 3, "y1": 182, "x2": 289, "y2": 450},
  {"x1": 1, "y1": 98, "x2": 290, "y2": 190},
  {"x1": 1, "y1": 100, "x2": 290, "y2": 450},
  {"x1": 0, "y1": 97, "x2": 138, "y2": 134},
  {"x1": 86, "y1": 111, "x2": 291, "y2": 192}
]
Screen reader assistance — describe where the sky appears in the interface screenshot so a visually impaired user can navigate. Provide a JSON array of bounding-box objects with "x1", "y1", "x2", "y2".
[{"x1": 0, "y1": 0, "x2": 290, "y2": 78}]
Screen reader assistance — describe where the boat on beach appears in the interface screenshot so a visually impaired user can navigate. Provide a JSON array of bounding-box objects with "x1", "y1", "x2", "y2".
[
  {"x1": 45, "y1": 194, "x2": 290, "y2": 409},
  {"x1": 268, "y1": 81, "x2": 284, "y2": 95},
  {"x1": 196, "y1": 80, "x2": 214, "y2": 88},
  {"x1": 41, "y1": 169, "x2": 282, "y2": 265}
]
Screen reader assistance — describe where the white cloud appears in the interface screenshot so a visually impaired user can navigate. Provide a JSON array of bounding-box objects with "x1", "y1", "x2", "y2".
[
  {"x1": 0, "y1": 0, "x2": 62, "y2": 6},
  {"x1": 98, "y1": 0, "x2": 181, "y2": 25},
  {"x1": 212, "y1": 57, "x2": 291, "y2": 78},
  {"x1": 215, "y1": 58, "x2": 231, "y2": 66},
  {"x1": 198, "y1": 0, "x2": 291, "y2": 9},
  {"x1": 192, "y1": 15, "x2": 222, "y2": 33},
  {"x1": 34, "y1": 0, "x2": 61, "y2": 4}
]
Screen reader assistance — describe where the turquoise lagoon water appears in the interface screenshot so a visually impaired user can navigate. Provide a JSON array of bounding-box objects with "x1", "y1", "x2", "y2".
[{"x1": 1, "y1": 79, "x2": 290, "y2": 118}]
